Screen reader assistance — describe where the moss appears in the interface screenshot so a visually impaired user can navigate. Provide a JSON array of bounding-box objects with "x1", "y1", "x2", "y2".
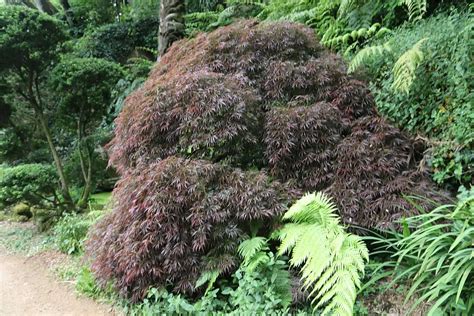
[{"x1": 12, "y1": 203, "x2": 32, "y2": 218}]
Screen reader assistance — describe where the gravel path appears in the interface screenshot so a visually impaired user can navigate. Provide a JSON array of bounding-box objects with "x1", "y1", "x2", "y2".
[{"x1": 0, "y1": 250, "x2": 112, "y2": 316}]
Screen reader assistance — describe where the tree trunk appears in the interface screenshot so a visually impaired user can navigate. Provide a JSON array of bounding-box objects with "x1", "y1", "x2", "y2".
[
  {"x1": 59, "y1": 0, "x2": 74, "y2": 26},
  {"x1": 76, "y1": 120, "x2": 93, "y2": 209},
  {"x1": 35, "y1": 0, "x2": 58, "y2": 15},
  {"x1": 158, "y1": 0, "x2": 186, "y2": 58},
  {"x1": 36, "y1": 109, "x2": 74, "y2": 208},
  {"x1": 27, "y1": 71, "x2": 74, "y2": 209}
]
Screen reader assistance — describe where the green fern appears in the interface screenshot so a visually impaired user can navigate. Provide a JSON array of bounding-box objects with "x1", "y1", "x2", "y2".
[
  {"x1": 238, "y1": 236, "x2": 268, "y2": 270},
  {"x1": 348, "y1": 41, "x2": 392, "y2": 72},
  {"x1": 403, "y1": 0, "x2": 427, "y2": 21},
  {"x1": 391, "y1": 37, "x2": 428, "y2": 93},
  {"x1": 237, "y1": 236, "x2": 293, "y2": 308},
  {"x1": 275, "y1": 192, "x2": 369, "y2": 315}
]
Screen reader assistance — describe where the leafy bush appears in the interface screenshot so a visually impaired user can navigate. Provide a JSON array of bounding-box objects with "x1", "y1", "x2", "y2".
[
  {"x1": 275, "y1": 192, "x2": 369, "y2": 315},
  {"x1": 53, "y1": 211, "x2": 104, "y2": 254},
  {"x1": 109, "y1": 20, "x2": 441, "y2": 227},
  {"x1": 372, "y1": 187, "x2": 474, "y2": 314},
  {"x1": 231, "y1": 237, "x2": 292, "y2": 313},
  {"x1": 87, "y1": 156, "x2": 295, "y2": 301},
  {"x1": 90, "y1": 20, "x2": 444, "y2": 302},
  {"x1": 356, "y1": 11, "x2": 473, "y2": 187},
  {"x1": 0, "y1": 164, "x2": 58, "y2": 206},
  {"x1": 74, "y1": 16, "x2": 159, "y2": 63}
]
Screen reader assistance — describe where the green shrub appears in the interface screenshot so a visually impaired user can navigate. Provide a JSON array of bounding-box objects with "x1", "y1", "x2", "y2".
[
  {"x1": 75, "y1": 266, "x2": 105, "y2": 298},
  {"x1": 0, "y1": 164, "x2": 58, "y2": 207},
  {"x1": 53, "y1": 211, "x2": 104, "y2": 254},
  {"x1": 372, "y1": 187, "x2": 474, "y2": 314},
  {"x1": 74, "y1": 16, "x2": 159, "y2": 63},
  {"x1": 361, "y1": 11, "x2": 473, "y2": 187}
]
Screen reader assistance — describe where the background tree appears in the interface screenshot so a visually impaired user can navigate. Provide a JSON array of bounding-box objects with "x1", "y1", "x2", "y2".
[
  {"x1": 34, "y1": 0, "x2": 57, "y2": 14},
  {"x1": 158, "y1": 0, "x2": 186, "y2": 56},
  {"x1": 49, "y1": 57, "x2": 124, "y2": 208},
  {"x1": 0, "y1": 6, "x2": 73, "y2": 206}
]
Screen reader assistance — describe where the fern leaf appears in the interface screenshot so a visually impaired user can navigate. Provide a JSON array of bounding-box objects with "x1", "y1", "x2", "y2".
[
  {"x1": 275, "y1": 192, "x2": 369, "y2": 315},
  {"x1": 348, "y1": 41, "x2": 392, "y2": 73},
  {"x1": 403, "y1": 0, "x2": 427, "y2": 21},
  {"x1": 238, "y1": 236, "x2": 268, "y2": 266},
  {"x1": 391, "y1": 37, "x2": 428, "y2": 94}
]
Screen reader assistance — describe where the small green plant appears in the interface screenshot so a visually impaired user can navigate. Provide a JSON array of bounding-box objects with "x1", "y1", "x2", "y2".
[
  {"x1": 372, "y1": 187, "x2": 474, "y2": 315},
  {"x1": 53, "y1": 211, "x2": 104, "y2": 254},
  {"x1": 275, "y1": 192, "x2": 369, "y2": 315}
]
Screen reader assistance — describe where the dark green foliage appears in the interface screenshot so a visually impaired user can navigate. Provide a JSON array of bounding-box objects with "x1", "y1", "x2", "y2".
[
  {"x1": 49, "y1": 57, "x2": 124, "y2": 127},
  {"x1": 371, "y1": 187, "x2": 474, "y2": 314},
  {"x1": 0, "y1": 129, "x2": 22, "y2": 162},
  {"x1": 0, "y1": 164, "x2": 57, "y2": 206},
  {"x1": 0, "y1": 6, "x2": 68, "y2": 73},
  {"x1": 74, "y1": 17, "x2": 159, "y2": 63}
]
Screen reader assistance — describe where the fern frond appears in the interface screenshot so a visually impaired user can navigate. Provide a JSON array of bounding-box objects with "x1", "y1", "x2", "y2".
[
  {"x1": 391, "y1": 37, "x2": 428, "y2": 94},
  {"x1": 238, "y1": 236, "x2": 268, "y2": 266},
  {"x1": 403, "y1": 0, "x2": 427, "y2": 21},
  {"x1": 275, "y1": 192, "x2": 368, "y2": 315},
  {"x1": 348, "y1": 41, "x2": 392, "y2": 73}
]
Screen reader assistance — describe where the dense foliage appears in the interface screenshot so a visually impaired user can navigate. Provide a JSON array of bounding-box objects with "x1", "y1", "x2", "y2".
[
  {"x1": 87, "y1": 156, "x2": 294, "y2": 300},
  {"x1": 108, "y1": 20, "x2": 441, "y2": 228},
  {"x1": 372, "y1": 187, "x2": 474, "y2": 314},
  {"x1": 355, "y1": 12, "x2": 473, "y2": 187},
  {"x1": 0, "y1": 1, "x2": 472, "y2": 315},
  {"x1": 74, "y1": 16, "x2": 159, "y2": 63},
  {"x1": 0, "y1": 164, "x2": 57, "y2": 206}
]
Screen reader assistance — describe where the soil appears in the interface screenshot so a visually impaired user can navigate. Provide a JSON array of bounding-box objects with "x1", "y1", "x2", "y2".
[{"x1": 0, "y1": 249, "x2": 113, "y2": 316}]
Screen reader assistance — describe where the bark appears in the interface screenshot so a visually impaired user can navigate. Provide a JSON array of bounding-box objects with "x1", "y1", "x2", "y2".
[
  {"x1": 59, "y1": 0, "x2": 74, "y2": 26},
  {"x1": 158, "y1": 0, "x2": 186, "y2": 58},
  {"x1": 76, "y1": 120, "x2": 93, "y2": 209},
  {"x1": 27, "y1": 72, "x2": 74, "y2": 209},
  {"x1": 35, "y1": 0, "x2": 58, "y2": 15},
  {"x1": 36, "y1": 110, "x2": 74, "y2": 207}
]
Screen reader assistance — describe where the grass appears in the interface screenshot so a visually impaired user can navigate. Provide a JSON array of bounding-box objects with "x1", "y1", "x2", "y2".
[{"x1": 90, "y1": 192, "x2": 112, "y2": 207}]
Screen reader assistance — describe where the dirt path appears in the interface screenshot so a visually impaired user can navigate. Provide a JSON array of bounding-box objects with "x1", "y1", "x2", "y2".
[{"x1": 0, "y1": 250, "x2": 113, "y2": 316}]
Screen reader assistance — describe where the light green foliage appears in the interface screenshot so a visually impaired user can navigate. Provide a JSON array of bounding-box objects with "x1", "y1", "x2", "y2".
[
  {"x1": 0, "y1": 223, "x2": 52, "y2": 254},
  {"x1": 52, "y1": 211, "x2": 104, "y2": 254},
  {"x1": 348, "y1": 41, "x2": 392, "y2": 73},
  {"x1": 391, "y1": 37, "x2": 427, "y2": 93},
  {"x1": 275, "y1": 192, "x2": 369, "y2": 315},
  {"x1": 403, "y1": 0, "x2": 427, "y2": 21},
  {"x1": 0, "y1": 164, "x2": 57, "y2": 206},
  {"x1": 372, "y1": 187, "x2": 474, "y2": 314},
  {"x1": 75, "y1": 266, "x2": 107, "y2": 298}
]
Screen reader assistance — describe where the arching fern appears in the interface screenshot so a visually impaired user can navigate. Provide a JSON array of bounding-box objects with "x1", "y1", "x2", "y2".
[
  {"x1": 391, "y1": 37, "x2": 428, "y2": 93},
  {"x1": 275, "y1": 192, "x2": 369, "y2": 315}
]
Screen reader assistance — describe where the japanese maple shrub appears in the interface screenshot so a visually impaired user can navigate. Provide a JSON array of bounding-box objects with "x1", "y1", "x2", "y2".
[{"x1": 87, "y1": 20, "x2": 442, "y2": 300}]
